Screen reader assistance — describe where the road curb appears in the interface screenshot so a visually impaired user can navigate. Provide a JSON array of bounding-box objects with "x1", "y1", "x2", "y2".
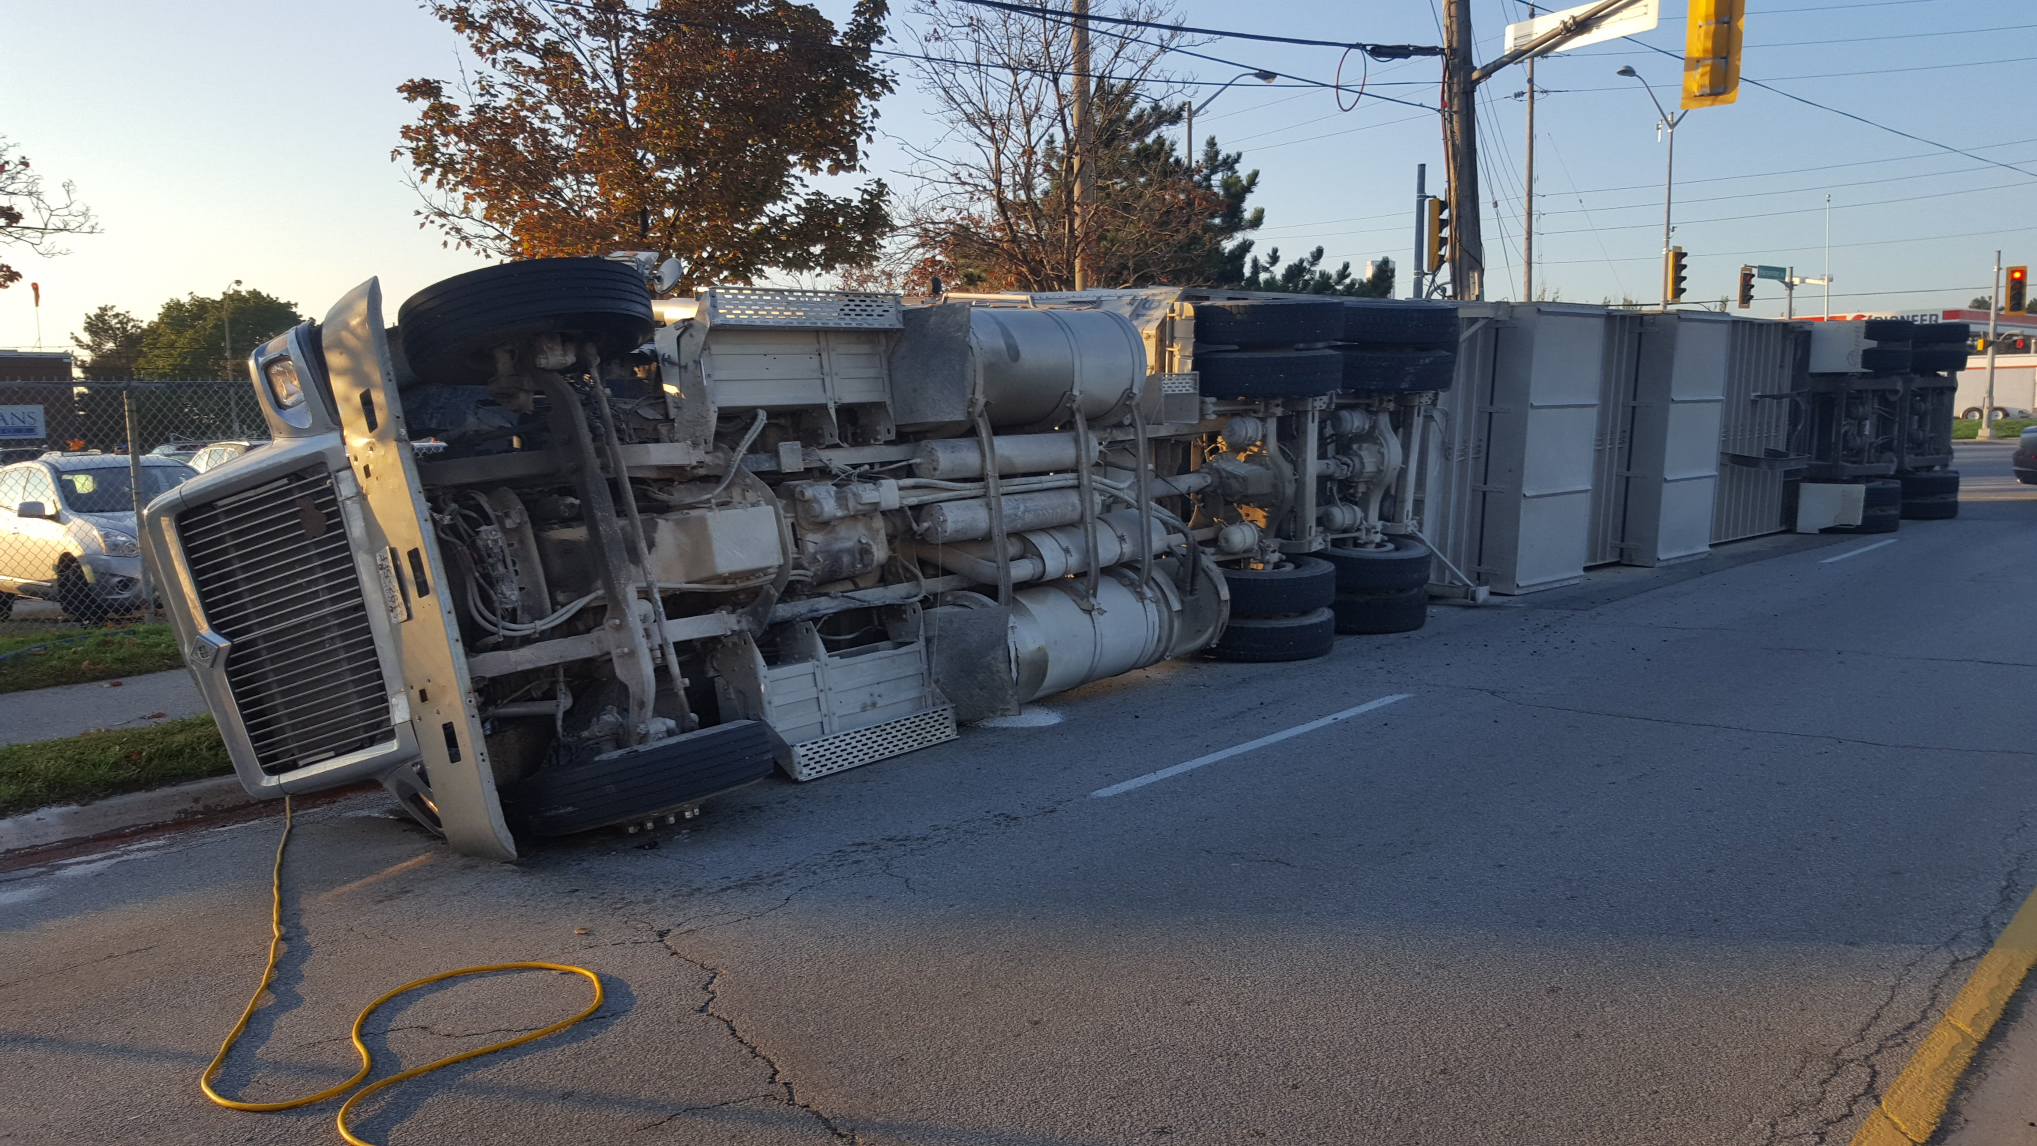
[{"x1": 0, "y1": 774, "x2": 258, "y2": 853}]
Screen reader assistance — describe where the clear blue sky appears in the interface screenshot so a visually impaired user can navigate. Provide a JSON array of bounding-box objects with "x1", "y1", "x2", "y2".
[{"x1": 4, "y1": 0, "x2": 2027, "y2": 353}]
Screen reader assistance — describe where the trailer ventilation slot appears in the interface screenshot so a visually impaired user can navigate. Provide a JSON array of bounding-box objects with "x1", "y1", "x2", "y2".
[
  {"x1": 702, "y1": 286, "x2": 904, "y2": 331},
  {"x1": 785, "y1": 705, "x2": 958, "y2": 781},
  {"x1": 177, "y1": 467, "x2": 394, "y2": 774}
]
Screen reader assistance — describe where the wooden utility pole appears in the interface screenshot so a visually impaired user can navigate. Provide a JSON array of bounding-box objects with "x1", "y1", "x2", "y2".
[
  {"x1": 1522, "y1": 4, "x2": 1536, "y2": 302},
  {"x1": 1441, "y1": 0, "x2": 1484, "y2": 300},
  {"x1": 1071, "y1": 0, "x2": 1095, "y2": 290}
]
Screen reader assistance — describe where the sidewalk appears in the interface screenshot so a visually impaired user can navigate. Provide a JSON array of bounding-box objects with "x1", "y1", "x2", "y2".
[{"x1": 0, "y1": 668, "x2": 205, "y2": 745}]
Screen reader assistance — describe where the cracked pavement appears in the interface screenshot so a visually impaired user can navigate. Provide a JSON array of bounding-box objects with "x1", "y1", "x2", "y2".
[{"x1": 4, "y1": 440, "x2": 2036, "y2": 1145}]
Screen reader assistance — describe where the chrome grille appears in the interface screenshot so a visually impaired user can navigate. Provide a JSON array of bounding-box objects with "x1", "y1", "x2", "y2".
[{"x1": 178, "y1": 467, "x2": 393, "y2": 774}]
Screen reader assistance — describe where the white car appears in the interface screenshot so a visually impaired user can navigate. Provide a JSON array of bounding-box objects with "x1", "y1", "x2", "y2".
[{"x1": 0, "y1": 452, "x2": 195, "y2": 619}]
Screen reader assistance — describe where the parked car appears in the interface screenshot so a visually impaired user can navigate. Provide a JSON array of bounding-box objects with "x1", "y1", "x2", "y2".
[
  {"x1": 146, "y1": 442, "x2": 205, "y2": 465},
  {"x1": 188, "y1": 439, "x2": 268, "y2": 473},
  {"x1": 0, "y1": 447, "x2": 42, "y2": 466},
  {"x1": 0, "y1": 452, "x2": 196, "y2": 619},
  {"x1": 2015, "y1": 427, "x2": 2037, "y2": 485}
]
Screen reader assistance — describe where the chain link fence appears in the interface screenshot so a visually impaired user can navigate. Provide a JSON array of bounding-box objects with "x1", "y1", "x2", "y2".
[{"x1": 1, "y1": 379, "x2": 266, "y2": 632}]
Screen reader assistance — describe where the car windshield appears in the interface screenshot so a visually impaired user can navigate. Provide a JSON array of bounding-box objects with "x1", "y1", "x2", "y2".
[{"x1": 54, "y1": 465, "x2": 196, "y2": 513}]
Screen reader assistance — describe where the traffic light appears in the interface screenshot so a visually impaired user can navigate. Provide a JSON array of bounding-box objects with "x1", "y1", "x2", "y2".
[
  {"x1": 1682, "y1": 0, "x2": 1743, "y2": 109},
  {"x1": 1426, "y1": 197, "x2": 1449, "y2": 274},
  {"x1": 1664, "y1": 247, "x2": 1690, "y2": 303},
  {"x1": 2009, "y1": 265, "x2": 2028, "y2": 314},
  {"x1": 1737, "y1": 265, "x2": 1754, "y2": 309}
]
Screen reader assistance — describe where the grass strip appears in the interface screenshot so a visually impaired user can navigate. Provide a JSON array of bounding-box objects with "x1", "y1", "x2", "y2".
[
  {"x1": 0, "y1": 714, "x2": 232, "y2": 818},
  {"x1": 1953, "y1": 418, "x2": 2035, "y2": 439},
  {"x1": 0, "y1": 623, "x2": 186, "y2": 694}
]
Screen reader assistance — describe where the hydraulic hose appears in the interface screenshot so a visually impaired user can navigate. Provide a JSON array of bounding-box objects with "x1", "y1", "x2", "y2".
[{"x1": 199, "y1": 798, "x2": 604, "y2": 1145}]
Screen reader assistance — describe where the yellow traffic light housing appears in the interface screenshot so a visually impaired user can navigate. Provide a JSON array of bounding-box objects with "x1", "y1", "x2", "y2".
[
  {"x1": 1664, "y1": 247, "x2": 1690, "y2": 303},
  {"x1": 2009, "y1": 265, "x2": 2028, "y2": 314},
  {"x1": 1737, "y1": 265, "x2": 1754, "y2": 309},
  {"x1": 1682, "y1": 0, "x2": 1743, "y2": 109},
  {"x1": 1425, "y1": 197, "x2": 1450, "y2": 275}
]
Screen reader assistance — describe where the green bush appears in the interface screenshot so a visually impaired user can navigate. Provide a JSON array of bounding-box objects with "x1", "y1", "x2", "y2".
[{"x1": 0, "y1": 715, "x2": 231, "y2": 817}]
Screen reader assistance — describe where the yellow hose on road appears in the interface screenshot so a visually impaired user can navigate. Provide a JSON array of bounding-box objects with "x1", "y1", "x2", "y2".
[{"x1": 199, "y1": 798, "x2": 603, "y2": 1145}]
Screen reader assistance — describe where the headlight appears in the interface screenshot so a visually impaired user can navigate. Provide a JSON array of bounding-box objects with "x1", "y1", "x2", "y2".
[
  {"x1": 99, "y1": 530, "x2": 140, "y2": 558},
  {"x1": 264, "y1": 357, "x2": 305, "y2": 409}
]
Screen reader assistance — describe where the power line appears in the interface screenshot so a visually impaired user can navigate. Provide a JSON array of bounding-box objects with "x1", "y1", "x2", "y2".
[
  {"x1": 1751, "y1": 21, "x2": 2037, "y2": 48},
  {"x1": 1490, "y1": 137, "x2": 2037, "y2": 205},
  {"x1": 1536, "y1": 175, "x2": 2032, "y2": 237},
  {"x1": 953, "y1": 0, "x2": 1444, "y2": 59},
  {"x1": 956, "y1": 1, "x2": 1440, "y2": 111},
  {"x1": 1625, "y1": 39, "x2": 2037, "y2": 183},
  {"x1": 1527, "y1": 223, "x2": 2037, "y2": 266},
  {"x1": 1521, "y1": 154, "x2": 2037, "y2": 219}
]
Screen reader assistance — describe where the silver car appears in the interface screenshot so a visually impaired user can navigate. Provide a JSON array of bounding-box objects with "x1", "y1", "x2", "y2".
[{"x1": 0, "y1": 452, "x2": 195, "y2": 619}]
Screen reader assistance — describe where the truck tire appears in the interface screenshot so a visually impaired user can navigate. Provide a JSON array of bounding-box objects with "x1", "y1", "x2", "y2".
[
  {"x1": 1196, "y1": 348, "x2": 1344, "y2": 398},
  {"x1": 1320, "y1": 537, "x2": 1432, "y2": 593},
  {"x1": 1190, "y1": 300, "x2": 1345, "y2": 347},
  {"x1": 1899, "y1": 471, "x2": 1958, "y2": 498},
  {"x1": 1340, "y1": 348, "x2": 1456, "y2": 393},
  {"x1": 1912, "y1": 322, "x2": 1970, "y2": 346},
  {"x1": 1859, "y1": 345, "x2": 1911, "y2": 374},
  {"x1": 1864, "y1": 319, "x2": 1917, "y2": 343},
  {"x1": 1331, "y1": 587, "x2": 1428, "y2": 635},
  {"x1": 1221, "y1": 556, "x2": 1336, "y2": 617},
  {"x1": 509, "y1": 719, "x2": 776, "y2": 836},
  {"x1": 1829, "y1": 505, "x2": 1900, "y2": 535},
  {"x1": 1209, "y1": 608, "x2": 1337, "y2": 662},
  {"x1": 1909, "y1": 347, "x2": 1969, "y2": 373},
  {"x1": 1901, "y1": 496, "x2": 1958, "y2": 520},
  {"x1": 1962, "y1": 407, "x2": 1983, "y2": 420},
  {"x1": 397, "y1": 258, "x2": 656, "y2": 385},
  {"x1": 1339, "y1": 300, "x2": 1458, "y2": 349},
  {"x1": 1862, "y1": 479, "x2": 1902, "y2": 509}
]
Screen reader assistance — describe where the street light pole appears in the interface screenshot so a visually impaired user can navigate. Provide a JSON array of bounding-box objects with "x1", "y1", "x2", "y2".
[
  {"x1": 1982, "y1": 251, "x2": 2001, "y2": 440},
  {"x1": 1181, "y1": 70, "x2": 1277, "y2": 170},
  {"x1": 221, "y1": 278, "x2": 243, "y2": 381},
  {"x1": 1617, "y1": 67, "x2": 1685, "y2": 308}
]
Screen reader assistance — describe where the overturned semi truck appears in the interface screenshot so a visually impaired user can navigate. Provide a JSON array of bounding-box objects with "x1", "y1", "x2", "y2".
[{"x1": 139, "y1": 260, "x2": 1458, "y2": 859}]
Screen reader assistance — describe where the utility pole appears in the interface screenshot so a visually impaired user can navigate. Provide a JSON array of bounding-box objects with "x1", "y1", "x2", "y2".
[
  {"x1": 1070, "y1": 0, "x2": 1095, "y2": 291},
  {"x1": 1442, "y1": 0, "x2": 1483, "y2": 300},
  {"x1": 1981, "y1": 251, "x2": 2001, "y2": 440},
  {"x1": 1411, "y1": 164, "x2": 1427, "y2": 300},
  {"x1": 1522, "y1": 4, "x2": 1536, "y2": 302}
]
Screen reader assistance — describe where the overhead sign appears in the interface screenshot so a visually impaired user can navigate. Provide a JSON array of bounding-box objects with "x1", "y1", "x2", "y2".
[
  {"x1": 1755, "y1": 265, "x2": 1788, "y2": 281},
  {"x1": 0, "y1": 405, "x2": 46, "y2": 440},
  {"x1": 1505, "y1": 0, "x2": 1659, "y2": 54}
]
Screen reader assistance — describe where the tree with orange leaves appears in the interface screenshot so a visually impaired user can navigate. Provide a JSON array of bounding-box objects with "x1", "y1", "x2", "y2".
[{"x1": 396, "y1": 0, "x2": 893, "y2": 293}]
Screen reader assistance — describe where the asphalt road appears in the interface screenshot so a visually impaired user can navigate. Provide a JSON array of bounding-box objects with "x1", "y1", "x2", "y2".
[{"x1": 4, "y1": 444, "x2": 2034, "y2": 1146}]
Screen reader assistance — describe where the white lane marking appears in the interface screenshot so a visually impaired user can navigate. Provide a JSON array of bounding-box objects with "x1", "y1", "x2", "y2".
[
  {"x1": 1090, "y1": 694, "x2": 1414, "y2": 798},
  {"x1": 1821, "y1": 538, "x2": 1899, "y2": 563}
]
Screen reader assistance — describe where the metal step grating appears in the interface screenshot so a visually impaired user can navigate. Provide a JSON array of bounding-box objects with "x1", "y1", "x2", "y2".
[
  {"x1": 784, "y1": 705, "x2": 958, "y2": 782},
  {"x1": 176, "y1": 467, "x2": 393, "y2": 774},
  {"x1": 702, "y1": 286, "x2": 903, "y2": 330}
]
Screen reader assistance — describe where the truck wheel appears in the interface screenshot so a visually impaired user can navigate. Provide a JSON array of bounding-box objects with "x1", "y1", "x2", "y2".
[
  {"x1": 1863, "y1": 319, "x2": 1917, "y2": 343},
  {"x1": 1191, "y1": 300, "x2": 1345, "y2": 347},
  {"x1": 1861, "y1": 479, "x2": 1902, "y2": 509},
  {"x1": 1339, "y1": 300, "x2": 1458, "y2": 350},
  {"x1": 1900, "y1": 497, "x2": 1958, "y2": 520},
  {"x1": 508, "y1": 719, "x2": 777, "y2": 837},
  {"x1": 1321, "y1": 537, "x2": 1432, "y2": 593},
  {"x1": 1859, "y1": 346, "x2": 1911, "y2": 374},
  {"x1": 1829, "y1": 505, "x2": 1900, "y2": 535},
  {"x1": 1912, "y1": 322, "x2": 1970, "y2": 346},
  {"x1": 397, "y1": 258, "x2": 656, "y2": 385},
  {"x1": 1221, "y1": 556, "x2": 1336, "y2": 617},
  {"x1": 55, "y1": 561, "x2": 109, "y2": 624},
  {"x1": 1899, "y1": 471, "x2": 1958, "y2": 498},
  {"x1": 1331, "y1": 587, "x2": 1428, "y2": 635},
  {"x1": 1962, "y1": 407, "x2": 1984, "y2": 421},
  {"x1": 1340, "y1": 348, "x2": 1456, "y2": 393},
  {"x1": 1196, "y1": 348, "x2": 1345, "y2": 398},
  {"x1": 1209, "y1": 608, "x2": 1336, "y2": 662},
  {"x1": 1909, "y1": 348, "x2": 1969, "y2": 373}
]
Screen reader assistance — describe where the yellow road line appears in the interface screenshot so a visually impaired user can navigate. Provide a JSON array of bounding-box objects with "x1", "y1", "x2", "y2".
[{"x1": 1850, "y1": 886, "x2": 2037, "y2": 1145}]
